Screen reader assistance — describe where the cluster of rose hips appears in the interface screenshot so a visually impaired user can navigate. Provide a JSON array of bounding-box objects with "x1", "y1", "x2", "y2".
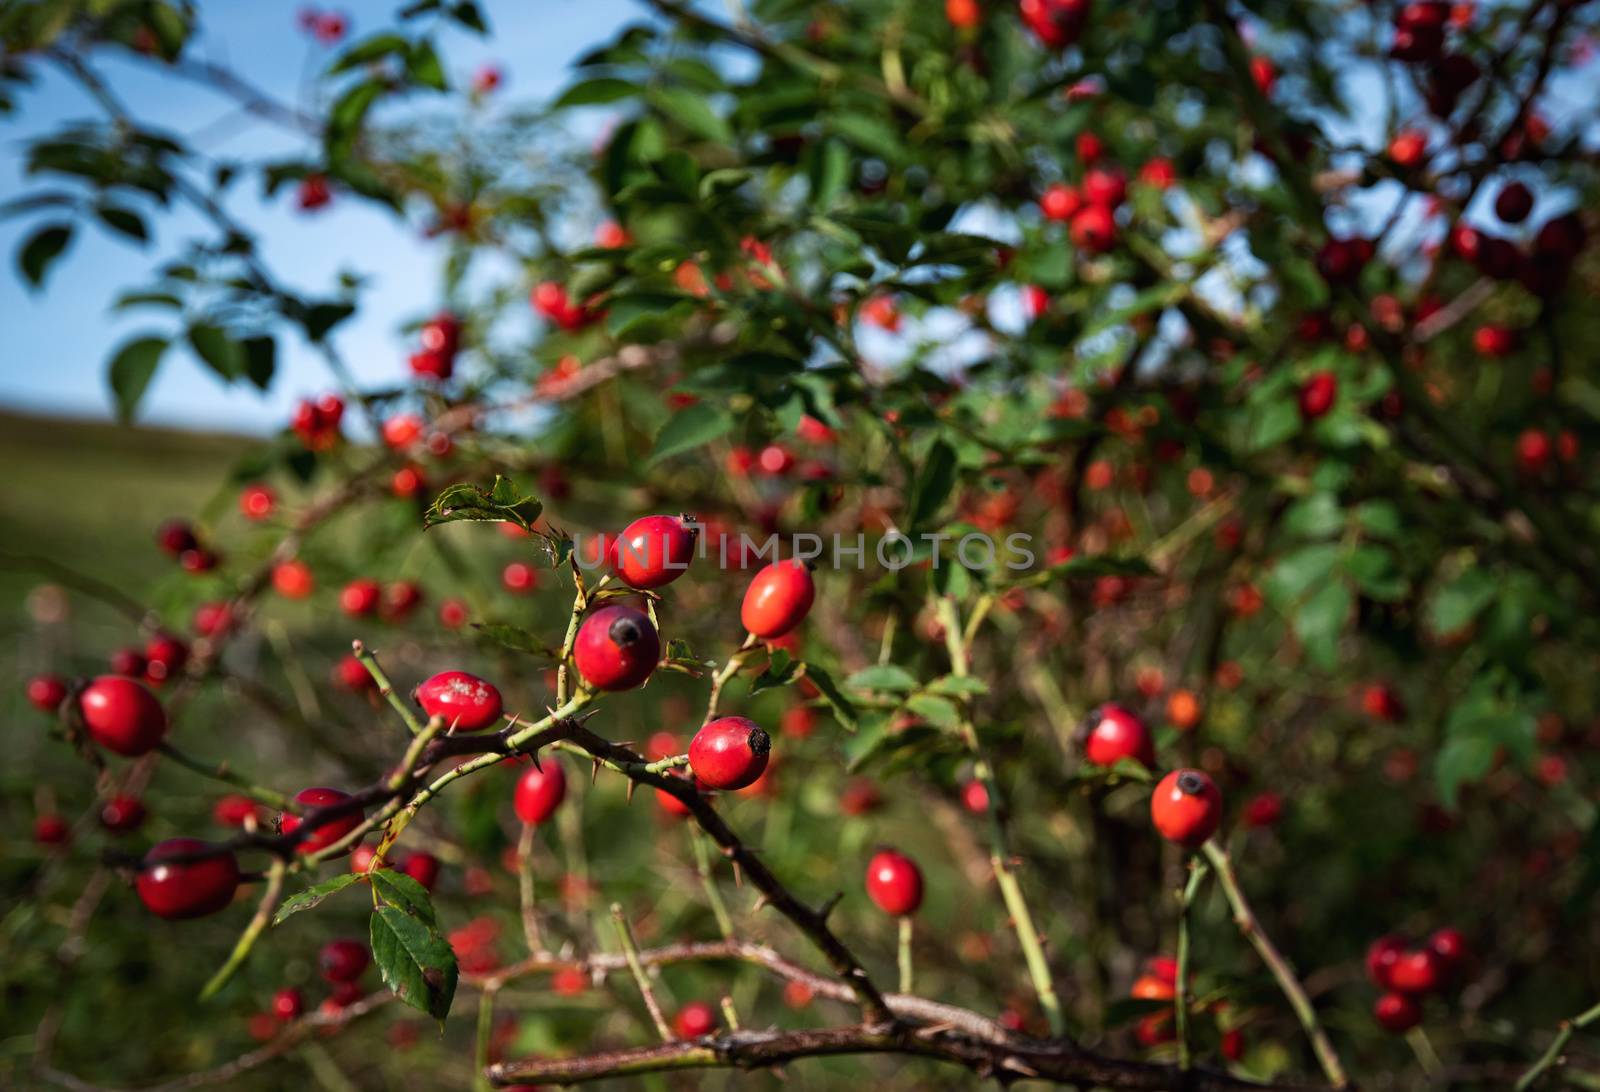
[
  {"x1": 531, "y1": 281, "x2": 604, "y2": 332},
  {"x1": 295, "y1": 6, "x2": 347, "y2": 45},
  {"x1": 245, "y1": 938, "x2": 371, "y2": 1041},
  {"x1": 291, "y1": 392, "x2": 345, "y2": 450},
  {"x1": 1083, "y1": 703, "x2": 1225, "y2": 848},
  {"x1": 407, "y1": 312, "x2": 463, "y2": 382},
  {"x1": 1365, "y1": 928, "x2": 1469, "y2": 1034},
  {"x1": 155, "y1": 516, "x2": 220, "y2": 572},
  {"x1": 1018, "y1": 0, "x2": 1090, "y2": 49},
  {"x1": 1037, "y1": 141, "x2": 1125, "y2": 256},
  {"x1": 1126, "y1": 956, "x2": 1245, "y2": 1060}
]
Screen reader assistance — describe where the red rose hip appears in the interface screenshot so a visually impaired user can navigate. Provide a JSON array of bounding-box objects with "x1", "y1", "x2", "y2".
[
  {"x1": 865, "y1": 848, "x2": 923, "y2": 916},
  {"x1": 610, "y1": 514, "x2": 698, "y2": 589},
  {"x1": 414, "y1": 670, "x2": 504, "y2": 731},
  {"x1": 26, "y1": 674, "x2": 67, "y2": 713},
  {"x1": 513, "y1": 761, "x2": 567, "y2": 825},
  {"x1": 1150, "y1": 769, "x2": 1222, "y2": 848},
  {"x1": 573, "y1": 605, "x2": 660, "y2": 691},
  {"x1": 79, "y1": 676, "x2": 168, "y2": 756},
  {"x1": 281, "y1": 787, "x2": 364, "y2": 856},
  {"x1": 673, "y1": 1000, "x2": 717, "y2": 1039},
  {"x1": 1374, "y1": 991, "x2": 1421, "y2": 1033},
  {"x1": 1084, "y1": 703, "x2": 1155, "y2": 768},
  {"x1": 319, "y1": 938, "x2": 370, "y2": 983},
  {"x1": 740, "y1": 560, "x2": 815, "y2": 639},
  {"x1": 136, "y1": 838, "x2": 241, "y2": 919},
  {"x1": 689, "y1": 716, "x2": 771, "y2": 791}
]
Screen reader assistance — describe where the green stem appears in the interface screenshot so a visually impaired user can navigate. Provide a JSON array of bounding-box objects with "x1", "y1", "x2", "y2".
[
  {"x1": 1175, "y1": 858, "x2": 1210, "y2": 1071},
  {"x1": 690, "y1": 827, "x2": 734, "y2": 939},
  {"x1": 612, "y1": 903, "x2": 673, "y2": 1042},
  {"x1": 517, "y1": 822, "x2": 542, "y2": 955},
  {"x1": 1516, "y1": 999, "x2": 1600, "y2": 1091},
  {"x1": 1202, "y1": 840, "x2": 1348, "y2": 1088},
  {"x1": 556, "y1": 574, "x2": 605, "y2": 705},
  {"x1": 933, "y1": 595, "x2": 1068, "y2": 1039},
  {"x1": 1406, "y1": 1027, "x2": 1442, "y2": 1077},
  {"x1": 352, "y1": 640, "x2": 425, "y2": 736},
  {"x1": 897, "y1": 917, "x2": 913, "y2": 995},
  {"x1": 704, "y1": 632, "x2": 759, "y2": 724},
  {"x1": 474, "y1": 985, "x2": 497, "y2": 1092},
  {"x1": 199, "y1": 857, "x2": 285, "y2": 999},
  {"x1": 157, "y1": 743, "x2": 292, "y2": 811}
]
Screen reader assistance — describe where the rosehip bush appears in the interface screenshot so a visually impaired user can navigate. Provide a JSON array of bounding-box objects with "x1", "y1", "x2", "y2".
[{"x1": 5, "y1": 0, "x2": 1600, "y2": 1090}]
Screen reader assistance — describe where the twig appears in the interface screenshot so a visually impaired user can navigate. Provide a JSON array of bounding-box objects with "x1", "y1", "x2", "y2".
[
  {"x1": 1515, "y1": 998, "x2": 1600, "y2": 1090},
  {"x1": 898, "y1": 917, "x2": 914, "y2": 995},
  {"x1": 691, "y1": 826, "x2": 735, "y2": 939},
  {"x1": 200, "y1": 857, "x2": 286, "y2": 999},
  {"x1": 353, "y1": 640, "x2": 425, "y2": 736},
  {"x1": 612, "y1": 903, "x2": 674, "y2": 1042},
  {"x1": 1202, "y1": 841, "x2": 1348, "y2": 1088},
  {"x1": 1176, "y1": 858, "x2": 1210, "y2": 1072},
  {"x1": 516, "y1": 822, "x2": 542, "y2": 955},
  {"x1": 156, "y1": 743, "x2": 293, "y2": 811}
]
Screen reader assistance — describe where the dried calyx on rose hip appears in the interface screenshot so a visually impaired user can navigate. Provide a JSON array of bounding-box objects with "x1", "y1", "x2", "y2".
[{"x1": 573, "y1": 605, "x2": 660, "y2": 691}]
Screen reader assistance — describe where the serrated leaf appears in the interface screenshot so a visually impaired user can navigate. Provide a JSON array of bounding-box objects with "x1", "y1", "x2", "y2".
[
  {"x1": 107, "y1": 336, "x2": 167, "y2": 421},
  {"x1": 424, "y1": 476, "x2": 543, "y2": 532},
  {"x1": 649, "y1": 403, "x2": 732, "y2": 464},
  {"x1": 845, "y1": 664, "x2": 919, "y2": 692},
  {"x1": 751, "y1": 650, "x2": 798, "y2": 695},
  {"x1": 370, "y1": 869, "x2": 437, "y2": 926},
  {"x1": 370, "y1": 906, "x2": 457, "y2": 1021},
  {"x1": 18, "y1": 222, "x2": 70, "y2": 288},
  {"x1": 274, "y1": 872, "x2": 361, "y2": 924},
  {"x1": 471, "y1": 622, "x2": 558, "y2": 658}
]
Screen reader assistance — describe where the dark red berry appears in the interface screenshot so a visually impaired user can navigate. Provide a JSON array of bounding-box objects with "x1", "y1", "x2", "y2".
[
  {"x1": 573, "y1": 605, "x2": 660, "y2": 691},
  {"x1": 400, "y1": 851, "x2": 440, "y2": 892},
  {"x1": 1493, "y1": 181, "x2": 1533, "y2": 224},
  {"x1": 513, "y1": 761, "x2": 567, "y2": 825},
  {"x1": 136, "y1": 838, "x2": 240, "y2": 919},
  {"x1": 689, "y1": 716, "x2": 771, "y2": 791},
  {"x1": 26, "y1": 674, "x2": 67, "y2": 713},
  {"x1": 673, "y1": 1000, "x2": 717, "y2": 1040},
  {"x1": 1374, "y1": 991, "x2": 1421, "y2": 1033},
  {"x1": 35, "y1": 814, "x2": 70, "y2": 846},
  {"x1": 1388, "y1": 947, "x2": 1443, "y2": 994},
  {"x1": 79, "y1": 676, "x2": 168, "y2": 756},
  {"x1": 741, "y1": 561, "x2": 815, "y2": 639},
  {"x1": 1070, "y1": 203, "x2": 1117, "y2": 253},
  {"x1": 1150, "y1": 769, "x2": 1222, "y2": 848},
  {"x1": 1299, "y1": 370, "x2": 1338, "y2": 420},
  {"x1": 865, "y1": 848, "x2": 924, "y2": 916},
  {"x1": 1426, "y1": 927, "x2": 1467, "y2": 973},
  {"x1": 340, "y1": 579, "x2": 381, "y2": 616},
  {"x1": 281, "y1": 787, "x2": 364, "y2": 857},
  {"x1": 100, "y1": 795, "x2": 146, "y2": 832},
  {"x1": 156, "y1": 519, "x2": 199, "y2": 556},
  {"x1": 1366, "y1": 934, "x2": 1405, "y2": 989},
  {"x1": 414, "y1": 670, "x2": 504, "y2": 731},
  {"x1": 143, "y1": 635, "x2": 188, "y2": 684},
  {"x1": 1083, "y1": 703, "x2": 1155, "y2": 768},
  {"x1": 319, "y1": 939, "x2": 370, "y2": 983},
  {"x1": 272, "y1": 987, "x2": 305, "y2": 1021},
  {"x1": 610, "y1": 514, "x2": 698, "y2": 589}
]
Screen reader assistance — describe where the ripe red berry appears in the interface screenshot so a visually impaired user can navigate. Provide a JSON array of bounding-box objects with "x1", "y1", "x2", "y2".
[
  {"x1": 502, "y1": 562, "x2": 539, "y2": 594},
  {"x1": 946, "y1": 0, "x2": 980, "y2": 29},
  {"x1": 414, "y1": 670, "x2": 504, "y2": 731},
  {"x1": 79, "y1": 676, "x2": 168, "y2": 756},
  {"x1": 281, "y1": 787, "x2": 364, "y2": 856},
  {"x1": 1241, "y1": 791, "x2": 1284, "y2": 829},
  {"x1": 332, "y1": 654, "x2": 375, "y2": 692},
  {"x1": 1389, "y1": 129, "x2": 1428, "y2": 169},
  {"x1": 319, "y1": 939, "x2": 371, "y2": 983},
  {"x1": 1388, "y1": 947, "x2": 1443, "y2": 994},
  {"x1": 1366, "y1": 934, "x2": 1405, "y2": 988},
  {"x1": 110, "y1": 648, "x2": 148, "y2": 678},
  {"x1": 272, "y1": 987, "x2": 305, "y2": 1021},
  {"x1": 34, "y1": 813, "x2": 70, "y2": 846},
  {"x1": 865, "y1": 848, "x2": 924, "y2": 916},
  {"x1": 401, "y1": 851, "x2": 440, "y2": 892},
  {"x1": 1040, "y1": 183, "x2": 1082, "y2": 223},
  {"x1": 156, "y1": 519, "x2": 200, "y2": 557},
  {"x1": 381, "y1": 580, "x2": 424, "y2": 622},
  {"x1": 1150, "y1": 769, "x2": 1223, "y2": 848},
  {"x1": 273, "y1": 559, "x2": 315, "y2": 599},
  {"x1": 100, "y1": 794, "x2": 146, "y2": 832},
  {"x1": 1517, "y1": 428, "x2": 1552, "y2": 476},
  {"x1": 193, "y1": 601, "x2": 233, "y2": 638},
  {"x1": 1249, "y1": 55, "x2": 1276, "y2": 97},
  {"x1": 573, "y1": 605, "x2": 660, "y2": 691},
  {"x1": 1019, "y1": 0, "x2": 1091, "y2": 49},
  {"x1": 438, "y1": 598, "x2": 469, "y2": 628},
  {"x1": 1069, "y1": 203, "x2": 1117, "y2": 253},
  {"x1": 26, "y1": 674, "x2": 67, "y2": 713},
  {"x1": 689, "y1": 716, "x2": 772, "y2": 791},
  {"x1": 1427, "y1": 927, "x2": 1467, "y2": 973},
  {"x1": 1472, "y1": 324, "x2": 1516, "y2": 357},
  {"x1": 1373, "y1": 991, "x2": 1422, "y2": 1033},
  {"x1": 143, "y1": 635, "x2": 188, "y2": 685},
  {"x1": 1083, "y1": 703, "x2": 1156, "y2": 768},
  {"x1": 513, "y1": 761, "x2": 567, "y2": 825},
  {"x1": 673, "y1": 1000, "x2": 717, "y2": 1040},
  {"x1": 136, "y1": 838, "x2": 241, "y2": 919},
  {"x1": 610, "y1": 514, "x2": 698, "y2": 589},
  {"x1": 239, "y1": 484, "x2": 276, "y2": 520},
  {"x1": 1082, "y1": 167, "x2": 1127, "y2": 209},
  {"x1": 1221, "y1": 1028, "x2": 1245, "y2": 1061},
  {"x1": 1139, "y1": 157, "x2": 1176, "y2": 190},
  {"x1": 340, "y1": 579, "x2": 381, "y2": 616},
  {"x1": 214, "y1": 794, "x2": 262, "y2": 827},
  {"x1": 1493, "y1": 181, "x2": 1533, "y2": 224},
  {"x1": 741, "y1": 560, "x2": 816, "y2": 639},
  {"x1": 1299, "y1": 370, "x2": 1338, "y2": 420},
  {"x1": 961, "y1": 779, "x2": 990, "y2": 814}
]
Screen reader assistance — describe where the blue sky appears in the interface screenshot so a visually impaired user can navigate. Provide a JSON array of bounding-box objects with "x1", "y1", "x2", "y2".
[{"x1": 0, "y1": 0, "x2": 640, "y2": 434}]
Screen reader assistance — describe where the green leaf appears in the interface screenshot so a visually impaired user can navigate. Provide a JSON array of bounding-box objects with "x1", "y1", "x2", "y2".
[
  {"x1": 907, "y1": 439, "x2": 958, "y2": 530},
  {"x1": 450, "y1": 1, "x2": 489, "y2": 33},
  {"x1": 751, "y1": 650, "x2": 798, "y2": 695},
  {"x1": 18, "y1": 222, "x2": 70, "y2": 288},
  {"x1": 845, "y1": 664, "x2": 919, "y2": 692},
  {"x1": 926, "y1": 675, "x2": 988, "y2": 698},
  {"x1": 299, "y1": 301, "x2": 356, "y2": 342},
  {"x1": 424, "y1": 476, "x2": 543, "y2": 532},
  {"x1": 1264, "y1": 544, "x2": 1342, "y2": 606},
  {"x1": 554, "y1": 77, "x2": 641, "y2": 107},
  {"x1": 273, "y1": 872, "x2": 361, "y2": 925},
  {"x1": 649, "y1": 403, "x2": 732, "y2": 464},
  {"x1": 1354, "y1": 500, "x2": 1403, "y2": 539},
  {"x1": 1282, "y1": 493, "x2": 1343, "y2": 539},
  {"x1": 241, "y1": 336, "x2": 275, "y2": 390},
  {"x1": 95, "y1": 205, "x2": 148, "y2": 244},
  {"x1": 647, "y1": 87, "x2": 731, "y2": 144},
  {"x1": 329, "y1": 33, "x2": 409, "y2": 75},
  {"x1": 1343, "y1": 544, "x2": 1408, "y2": 601},
  {"x1": 470, "y1": 622, "x2": 558, "y2": 659},
  {"x1": 1293, "y1": 579, "x2": 1350, "y2": 670},
  {"x1": 802, "y1": 664, "x2": 858, "y2": 730},
  {"x1": 188, "y1": 323, "x2": 243, "y2": 381},
  {"x1": 370, "y1": 869, "x2": 438, "y2": 926},
  {"x1": 1434, "y1": 736, "x2": 1496, "y2": 811},
  {"x1": 370, "y1": 906, "x2": 457, "y2": 1021},
  {"x1": 1249, "y1": 398, "x2": 1300, "y2": 451},
  {"x1": 904, "y1": 693, "x2": 960, "y2": 729},
  {"x1": 1428, "y1": 567, "x2": 1497, "y2": 635},
  {"x1": 327, "y1": 79, "x2": 384, "y2": 156},
  {"x1": 107, "y1": 336, "x2": 168, "y2": 421},
  {"x1": 407, "y1": 39, "x2": 448, "y2": 91}
]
